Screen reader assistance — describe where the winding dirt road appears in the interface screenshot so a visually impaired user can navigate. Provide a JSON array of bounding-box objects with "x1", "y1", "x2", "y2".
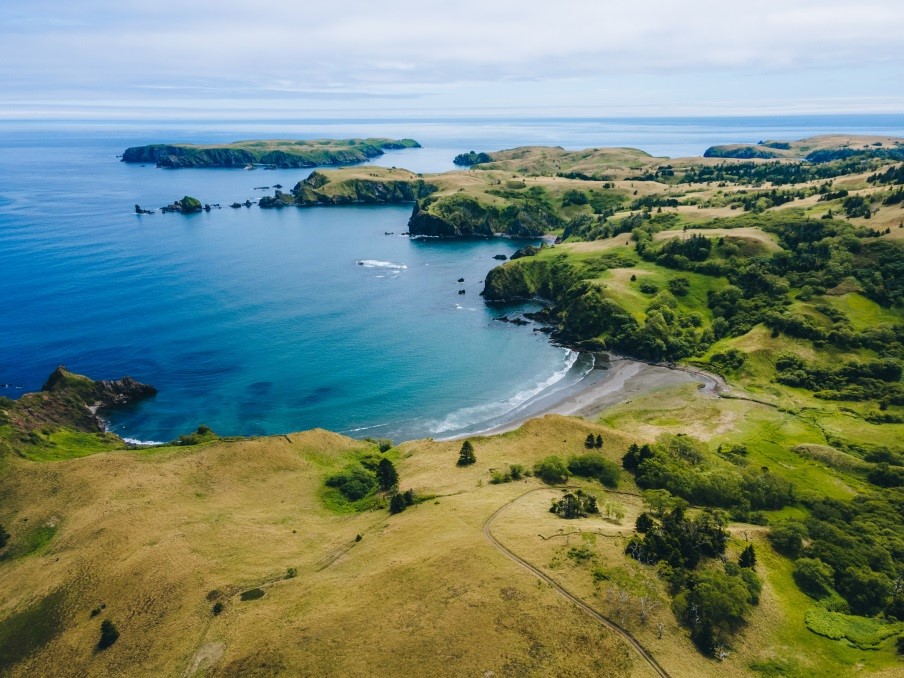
[{"x1": 483, "y1": 489, "x2": 672, "y2": 678}]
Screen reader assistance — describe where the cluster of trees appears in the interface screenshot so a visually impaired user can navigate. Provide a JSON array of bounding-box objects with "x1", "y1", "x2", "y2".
[
  {"x1": 769, "y1": 489, "x2": 904, "y2": 618},
  {"x1": 680, "y1": 154, "x2": 899, "y2": 186},
  {"x1": 629, "y1": 194, "x2": 680, "y2": 210},
  {"x1": 774, "y1": 354, "x2": 904, "y2": 406},
  {"x1": 452, "y1": 151, "x2": 492, "y2": 166},
  {"x1": 842, "y1": 195, "x2": 873, "y2": 219},
  {"x1": 623, "y1": 437, "x2": 795, "y2": 518},
  {"x1": 626, "y1": 504, "x2": 761, "y2": 653},
  {"x1": 549, "y1": 489, "x2": 599, "y2": 518},
  {"x1": 325, "y1": 450, "x2": 415, "y2": 514},
  {"x1": 584, "y1": 433, "x2": 603, "y2": 448},
  {"x1": 490, "y1": 464, "x2": 526, "y2": 484},
  {"x1": 868, "y1": 164, "x2": 904, "y2": 185}
]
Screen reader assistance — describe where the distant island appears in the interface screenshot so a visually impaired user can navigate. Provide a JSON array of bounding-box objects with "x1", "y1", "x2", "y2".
[{"x1": 121, "y1": 137, "x2": 420, "y2": 168}]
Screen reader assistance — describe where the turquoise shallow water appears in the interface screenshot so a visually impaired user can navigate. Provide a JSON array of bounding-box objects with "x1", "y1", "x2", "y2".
[{"x1": 2, "y1": 115, "x2": 903, "y2": 441}]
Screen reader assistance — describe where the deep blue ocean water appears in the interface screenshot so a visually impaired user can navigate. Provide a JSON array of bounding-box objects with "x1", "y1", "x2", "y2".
[{"x1": 2, "y1": 115, "x2": 903, "y2": 441}]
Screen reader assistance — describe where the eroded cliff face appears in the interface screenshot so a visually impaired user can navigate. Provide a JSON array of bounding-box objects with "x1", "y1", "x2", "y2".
[
  {"x1": 407, "y1": 195, "x2": 560, "y2": 239},
  {"x1": 258, "y1": 172, "x2": 434, "y2": 208}
]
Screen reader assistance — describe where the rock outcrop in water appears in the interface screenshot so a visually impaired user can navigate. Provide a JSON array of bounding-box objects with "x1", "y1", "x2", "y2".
[{"x1": 161, "y1": 196, "x2": 203, "y2": 213}]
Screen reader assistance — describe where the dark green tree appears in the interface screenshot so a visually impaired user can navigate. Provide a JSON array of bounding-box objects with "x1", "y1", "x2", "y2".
[
  {"x1": 635, "y1": 512, "x2": 654, "y2": 533},
  {"x1": 739, "y1": 544, "x2": 756, "y2": 569},
  {"x1": 389, "y1": 493, "x2": 407, "y2": 514},
  {"x1": 97, "y1": 620, "x2": 120, "y2": 650},
  {"x1": 585, "y1": 433, "x2": 596, "y2": 449},
  {"x1": 457, "y1": 440, "x2": 476, "y2": 466},
  {"x1": 376, "y1": 458, "x2": 399, "y2": 491},
  {"x1": 595, "y1": 434, "x2": 603, "y2": 448},
  {"x1": 768, "y1": 521, "x2": 807, "y2": 558},
  {"x1": 0, "y1": 524, "x2": 9, "y2": 549}
]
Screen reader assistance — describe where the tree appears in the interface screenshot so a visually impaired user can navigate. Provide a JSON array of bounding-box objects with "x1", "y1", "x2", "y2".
[
  {"x1": 585, "y1": 433, "x2": 596, "y2": 449},
  {"x1": 389, "y1": 493, "x2": 407, "y2": 514},
  {"x1": 376, "y1": 458, "x2": 399, "y2": 491},
  {"x1": 0, "y1": 524, "x2": 9, "y2": 550},
  {"x1": 98, "y1": 620, "x2": 120, "y2": 650},
  {"x1": 673, "y1": 570, "x2": 753, "y2": 652},
  {"x1": 457, "y1": 440, "x2": 476, "y2": 466},
  {"x1": 595, "y1": 434, "x2": 603, "y2": 448},
  {"x1": 738, "y1": 544, "x2": 756, "y2": 569},
  {"x1": 635, "y1": 512, "x2": 654, "y2": 533}
]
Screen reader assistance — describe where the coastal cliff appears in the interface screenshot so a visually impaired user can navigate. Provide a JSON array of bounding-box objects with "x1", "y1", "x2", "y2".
[
  {"x1": 6, "y1": 366, "x2": 156, "y2": 435},
  {"x1": 407, "y1": 194, "x2": 562, "y2": 238},
  {"x1": 259, "y1": 170, "x2": 433, "y2": 208},
  {"x1": 122, "y1": 138, "x2": 420, "y2": 169}
]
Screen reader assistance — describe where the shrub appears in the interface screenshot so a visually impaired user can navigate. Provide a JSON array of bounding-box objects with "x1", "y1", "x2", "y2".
[
  {"x1": 97, "y1": 620, "x2": 120, "y2": 650},
  {"x1": 457, "y1": 440, "x2": 476, "y2": 466},
  {"x1": 793, "y1": 558, "x2": 835, "y2": 598},
  {"x1": 389, "y1": 493, "x2": 407, "y2": 514},
  {"x1": 509, "y1": 464, "x2": 525, "y2": 480},
  {"x1": 667, "y1": 277, "x2": 691, "y2": 296},
  {"x1": 568, "y1": 453, "x2": 620, "y2": 487},
  {"x1": 533, "y1": 456, "x2": 570, "y2": 484},
  {"x1": 212, "y1": 602, "x2": 223, "y2": 616},
  {"x1": 0, "y1": 524, "x2": 8, "y2": 550},
  {"x1": 768, "y1": 521, "x2": 807, "y2": 557},
  {"x1": 325, "y1": 464, "x2": 377, "y2": 501},
  {"x1": 639, "y1": 281, "x2": 658, "y2": 294}
]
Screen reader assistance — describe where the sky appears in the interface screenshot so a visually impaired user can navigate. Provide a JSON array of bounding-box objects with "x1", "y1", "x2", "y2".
[{"x1": 1, "y1": 0, "x2": 903, "y2": 120}]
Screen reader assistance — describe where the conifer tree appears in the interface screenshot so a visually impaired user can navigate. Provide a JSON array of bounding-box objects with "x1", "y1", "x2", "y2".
[{"x1": 458, "y1": 440, "x2": 476, "y2": 466}]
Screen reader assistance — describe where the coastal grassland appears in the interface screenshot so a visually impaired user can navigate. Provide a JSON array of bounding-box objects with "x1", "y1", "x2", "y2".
[
  {"x1": 2, "y1": 385, "x2": 903, "y2": 675},
  {"x1": 0, "y1": 418, "x2": 674, "y2": 678}
]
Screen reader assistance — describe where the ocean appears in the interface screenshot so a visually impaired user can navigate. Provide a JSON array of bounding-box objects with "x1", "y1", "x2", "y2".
[{"x1": 2, "y1": 115, "x2": 903, "y2": 442}]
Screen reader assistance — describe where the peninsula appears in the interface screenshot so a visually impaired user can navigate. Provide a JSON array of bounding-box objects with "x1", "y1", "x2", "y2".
[{"x1": 121, "y1": 137, "x2": 420, "y2": 168}]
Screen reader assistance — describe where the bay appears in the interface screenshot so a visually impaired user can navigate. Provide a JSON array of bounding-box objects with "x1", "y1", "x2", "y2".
[{"x1": 1, "y1": 114, "x2": 902, "y2": 441}]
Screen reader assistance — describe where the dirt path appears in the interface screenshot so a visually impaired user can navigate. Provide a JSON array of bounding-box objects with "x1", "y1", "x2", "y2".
[{"x1": 483, "y1": 489, "x2": 672, "y2": 678}]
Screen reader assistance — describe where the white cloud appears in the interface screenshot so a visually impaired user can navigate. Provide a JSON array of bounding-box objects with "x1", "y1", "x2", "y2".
[{"x1": 1, "y1": 0, "x2": 902, "y2": 116}]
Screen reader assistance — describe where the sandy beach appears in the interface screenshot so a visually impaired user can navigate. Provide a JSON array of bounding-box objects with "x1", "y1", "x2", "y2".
[{"x1": 462, "y1": 356, "x2": 718, "y2": 439}]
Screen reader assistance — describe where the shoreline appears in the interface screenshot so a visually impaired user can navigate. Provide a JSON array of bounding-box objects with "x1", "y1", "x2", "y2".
[{"x1": 440, "y1": 355, "x2": 715, "y2": 440}]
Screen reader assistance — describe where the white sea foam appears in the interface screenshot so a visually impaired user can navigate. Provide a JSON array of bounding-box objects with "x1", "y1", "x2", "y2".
[
  {"x1": 432, "y1": 350, "x2": 586, "y2": 434},
  {"x1": 122, "y1": 437, "x2": 166, "y2": 447},
  {"x1": 356, "y1": 259, "x2": 407, "y2": 270}
]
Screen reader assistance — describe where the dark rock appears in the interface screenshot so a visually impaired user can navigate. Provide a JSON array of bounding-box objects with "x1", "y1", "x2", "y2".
[
  {"x1": 204, "y1": 204, "x2": 211, "y2": 212},
  {"x1": 457, "y1": 278, "x2": 464, "y2": 283},
  {"x1": 160, "y1": 196, "x2": 203, "y2": 214},
  {"x1": 230, "y1": 202, "x2": 242, "y2": 208},
  {"x1": 458, "y1": 289, "x2": 466, "y2": 295},
  {"x1": 493, "y1": 254, "x2": 508, "y2": 260},
  {"x1": 510, "y1": 244, "x2": 541, "y2": 260},
  {"x1": 134, "y1": 204, "x2": 154, "y2": 215}
]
